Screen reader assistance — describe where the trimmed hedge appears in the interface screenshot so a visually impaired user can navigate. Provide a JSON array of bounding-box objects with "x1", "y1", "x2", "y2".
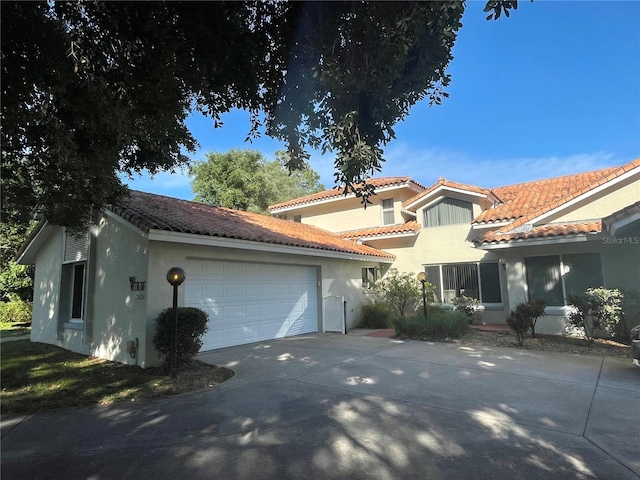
[
  {"x1": 393, "y1": 310, "x2": 469, "y2": 340},
  {"x1": 153, "y1": 307, "x2": 208, "y2": 369},
  {"x1": 357, "y1": 302, "x2": 394, "y2": 329}
]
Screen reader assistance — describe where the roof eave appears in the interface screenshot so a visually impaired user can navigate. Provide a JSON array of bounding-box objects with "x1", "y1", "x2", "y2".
[
  {"x1": 476, "y1": 232, "x2": 600, "y2": 250},
  {"x1": 148, "y1": 230, "x2": 395, "y2": 263}
]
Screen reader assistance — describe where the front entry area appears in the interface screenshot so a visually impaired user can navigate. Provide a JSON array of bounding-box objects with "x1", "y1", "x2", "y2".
[{"x1": 184, "y1": 259, "x2": 318, "y2": 351}]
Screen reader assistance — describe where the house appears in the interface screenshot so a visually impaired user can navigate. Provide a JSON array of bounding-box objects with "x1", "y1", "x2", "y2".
[
  {"x1": 17, "y1": 191, "x2": 394, "y2": 367},
  {"x1": 17, "y1": 159, "x2": 639, "y2": 366},
  {"x1": 270, "y1": 158, "x2": 640, "y2": 335}
]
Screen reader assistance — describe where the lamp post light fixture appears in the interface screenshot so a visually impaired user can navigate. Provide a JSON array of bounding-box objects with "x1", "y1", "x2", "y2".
[
  {"x1": 166, "y1": 267, "x2": 186, "y2": 379},
  {"x1": 417, "y1": 271, "x2": 428, "y2": 321}
]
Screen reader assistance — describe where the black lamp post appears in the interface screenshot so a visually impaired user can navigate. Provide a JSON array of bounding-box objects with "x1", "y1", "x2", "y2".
[
  {"x1": 166, "y1": 267, "x2": 186, "y2": 379},
  {"x1": 417, "y1": 271, "x2": 428, "y2": 321}
]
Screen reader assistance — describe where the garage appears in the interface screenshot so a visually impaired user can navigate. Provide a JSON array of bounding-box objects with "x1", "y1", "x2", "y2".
[{"x1": 183, "y1": 259, "x2": 319, "y2": 351}]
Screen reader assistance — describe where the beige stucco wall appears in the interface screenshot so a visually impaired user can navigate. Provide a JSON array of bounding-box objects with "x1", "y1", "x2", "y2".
[
  {"x1": 88, "y1": 213, "x2": 150, "y2": 366},
  {"x1": 282, "y1": 187, "x2": 418, "y2": 232},
  {"x1": 31, "y1": 228, "x2": 64, "y2": 346},
  {"x1": 546, "y1": 175, "x2": 639, "y2": 223},
  {"x1": 29, "y1": 215, "x2": 150, "y2": 365},
  {"x1": 143, "y1": 240, "x2": 388, "y2": 366},
  {"x1": 492, "y1": 232, "x2": 640, "y2": 335}
]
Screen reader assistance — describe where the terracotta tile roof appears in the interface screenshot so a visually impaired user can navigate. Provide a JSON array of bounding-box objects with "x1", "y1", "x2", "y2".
[
  {"x1": 479, "y1": 221, "x2": 602, "y2": 245},
  {"x1": 113, "y1": 190, "x2": 394, "y2": 259},
  {"x1": 475, "y1": 158, "x2": 639, "y2": 245},
  {"x1": 475, "y1": 158, "x2": 640, "y2": 225},
  {"x1": 269, "y1": 177, "x2": 427, "y2": 211},
  {"x1": 337, "y1": 221, "x2": 421, "y2": 240},
  {"x1": 403, "y1": 178, "x2": 494, "y2": 210}
]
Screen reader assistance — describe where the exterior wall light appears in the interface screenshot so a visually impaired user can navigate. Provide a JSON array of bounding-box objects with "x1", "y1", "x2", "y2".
[{"x1": 166, "y1": 267, "x2": 186, "y2": 378}]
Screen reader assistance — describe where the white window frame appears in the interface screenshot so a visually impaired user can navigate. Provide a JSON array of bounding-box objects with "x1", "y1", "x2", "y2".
[
  {"x1": 381, "y1": 198, "x2": 395, "y2": 226},
  {"x1": 361, "y1": 266, "x2": 379, "y2": 291},
  {"x1": 424, "y1": 262, "x2": 502, "y2": 307},
  {"x1": 61, "y1": 228, "x2": 90, "y2": 328}
]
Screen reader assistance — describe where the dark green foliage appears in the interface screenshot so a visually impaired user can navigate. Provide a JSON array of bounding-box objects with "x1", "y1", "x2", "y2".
[
  {"x1": 357, "y1": 302, "x2": 393, "y2": 329},
  {"x1": 153, "y1": 307, "x2": 209, "y2": 369},
  {"x1": 0, "y1": 220, "x2": 36, "y2": 302},
  {"x1": 2, "y1": 1, "x2": 516, "y2": 229},
  {"x1": 190, "y1": 149, "x2": 324, "y2": 213},
  {"x1": 0, "y1": 297, "x2": 32, "y2": 324},
  {"x1": 506, "y1": 300, "x2": 546, "y2": 346},
  {"x1": 394, "y1": 311, "x2": 469, "y2": 340},
  {"x1": 619, "y1": 290, "x2": 640, "y2": 343},
  {"x1": 567, "y1": 288, "x2": 623, "y2": 342}
]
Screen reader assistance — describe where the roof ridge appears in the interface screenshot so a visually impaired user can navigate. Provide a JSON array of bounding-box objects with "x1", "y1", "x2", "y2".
[{"x1": 269, "y1": 176, "x2": 426, "y2": 211}]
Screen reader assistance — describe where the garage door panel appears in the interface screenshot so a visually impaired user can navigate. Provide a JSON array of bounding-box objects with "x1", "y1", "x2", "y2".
[{"x1": 186, "y1": 260, "x2": 318, "y2": 350}]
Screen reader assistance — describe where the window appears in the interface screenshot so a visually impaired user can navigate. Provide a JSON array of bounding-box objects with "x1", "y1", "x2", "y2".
[
  {"x1": 62, "y1": 228, "x2": 89, "y2": 324},
  {"x1": 424, "y1": 198, "x2": 473, "y2": 227},
  {"x1": 382, "y1": 199, "x2": 395, "y2": 225},
  {"x1": 70, "y1": 263, "x2": 85, "y2": 319},
  {"x1": 362, "y1": 267, "x2": 378, "y2": 289},
  {"x1": 425, "y1": 262, "x2": 502, "y2": 304},
  {"x1": 293, "y1": 215, "x2": 302, "y2": 223},
  {"x1": 525, "y1": 253, "x2": 603, "y2": 306}
]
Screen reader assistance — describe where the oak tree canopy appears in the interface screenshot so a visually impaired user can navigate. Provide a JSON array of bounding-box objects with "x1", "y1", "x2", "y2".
[{"x1": 1, "y1": 1, "x2": 520, "y2": 229}]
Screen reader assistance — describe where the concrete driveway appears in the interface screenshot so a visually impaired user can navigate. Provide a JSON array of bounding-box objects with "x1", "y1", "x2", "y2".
[{"x1": 2, "y1": 334, "x2": 639, "y2": 479}]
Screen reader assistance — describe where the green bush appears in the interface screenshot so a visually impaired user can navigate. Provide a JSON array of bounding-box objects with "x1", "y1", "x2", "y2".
[
  {"x1": 451, "y1": 296, "x2": 480, "y2": 324},
  {"x1": 376, "y1": 269, "x2": 435, "y2": 320},
  {"x1": 357, "y1": 302, "x2": 393, "y2": 329},
  {"x1": 619, "y1": 290, "x2": 640, "y2": 343},
  {"x1": 506, "y1": 299, "x2": 546, "y2": 346},
  {"x1": 567, "y1": 288, "x2": 623, "y2": 342},
  {"x1": 393, "y1": 310, "x2": 469, "y2": 340},
  {"x1": 153, "y1": 307, "x2": 209, "y2": 369},
  {"x1": 0, "y1": 297, "x2": 32, "y2": 324}
]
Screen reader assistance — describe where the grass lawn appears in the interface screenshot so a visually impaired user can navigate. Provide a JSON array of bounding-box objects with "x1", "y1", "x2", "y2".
[
  {"x1": 0, "y1": 340, "x2": 233, "y2": 415},
  {"x1": 0, "y1": 321, "x2": 31, "y2": 338}
]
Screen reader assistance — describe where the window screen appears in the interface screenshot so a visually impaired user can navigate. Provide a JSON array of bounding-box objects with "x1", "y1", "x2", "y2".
[
  {"x1": 525, "y1": 256, "x2": 563, "y2": 306},
  {"x1": 382, "y1": 199, "x2": 394, "y2": 225},
  {"x1": 424, "y1": 198, "x2": 473, "y2": 227}
]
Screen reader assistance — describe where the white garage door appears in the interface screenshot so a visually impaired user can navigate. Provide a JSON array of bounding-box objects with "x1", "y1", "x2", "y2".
[{"x1": 183, "y1": 259, "x2": 318, "y2": 351}]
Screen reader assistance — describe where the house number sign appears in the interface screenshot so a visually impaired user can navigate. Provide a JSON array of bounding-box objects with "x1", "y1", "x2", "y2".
[{"x1": 129, "y1": 276, "x2": 146, "y2": 291}]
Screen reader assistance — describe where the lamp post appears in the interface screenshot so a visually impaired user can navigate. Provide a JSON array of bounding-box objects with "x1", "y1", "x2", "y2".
[
  {"x1": 417, "y1": 271, "x2": 428, "y2": 321},
  {"x1": 166, "y1": 267, "x2": 186, "y2": 379}
]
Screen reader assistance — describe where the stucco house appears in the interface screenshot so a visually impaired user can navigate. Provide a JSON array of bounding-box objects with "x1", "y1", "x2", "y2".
[
  {"x1": 17, "y1": 158, "x2": 639, "y2": 366},
  {"x1": 17, "y1": 191, "x2": 394, "y2": 367},
  {"x1": 269, "y1": 158, "x2": 640, "y2": 335}
]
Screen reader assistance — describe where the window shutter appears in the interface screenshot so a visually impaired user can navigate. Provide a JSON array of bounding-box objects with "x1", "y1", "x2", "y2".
[{"x1": 64, "y1": 229, "x2": 89, "y2": 262}]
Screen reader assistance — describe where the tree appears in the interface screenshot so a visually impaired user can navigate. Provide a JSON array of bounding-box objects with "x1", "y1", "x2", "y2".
[
  {"x1": 0, "y1": 220, "x2": 36, "y2": 302},
  {"x1": 376, "y1": 269, "x2": 434, "y2": 320},
  {"x1": 2, "y1": 1, "x2": 521, "y2": 230},
  {"x1": 190, "y1": 149, "x2": 324, "y2": 214}
]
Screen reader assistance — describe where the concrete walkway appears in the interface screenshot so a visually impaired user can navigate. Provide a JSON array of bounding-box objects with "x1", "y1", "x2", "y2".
[{"x1": 2, "y1": 334, "x2": 639, "y2": 479}]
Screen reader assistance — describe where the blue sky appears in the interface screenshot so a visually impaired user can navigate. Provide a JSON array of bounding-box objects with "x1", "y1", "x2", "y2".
[{"x1": 124, "y1": 1, "x2": 640, "y2": 200}]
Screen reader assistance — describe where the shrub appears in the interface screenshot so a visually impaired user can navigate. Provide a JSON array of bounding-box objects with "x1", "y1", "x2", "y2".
[
  {"x1": 394, "y1": 310, "x2": 469, "y2": 340},
  {"x1": 0, "y1": 297, "x2": 32, "y2": 324},
  {"x1": 567, "y1": 288, "x2": 623, "y2": 342},
  {"x1": 153, "y1": 307, "x2": 209, "y2": 369},
  {"x1": 506, "y1": 299, "x2": 546, "y2": 346},
  {"x1": 619, "y1": 290, "x2": 640, "y2": 343},
  {"x1": 451, "y1": 296, "x2": 480, "y2": 324},
  {"x1": 357, "y1": 302, "x2": 393, "y2": 329},
  {"x1": 375, "y1": 269, "x2": 424, "y2": 320}
]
